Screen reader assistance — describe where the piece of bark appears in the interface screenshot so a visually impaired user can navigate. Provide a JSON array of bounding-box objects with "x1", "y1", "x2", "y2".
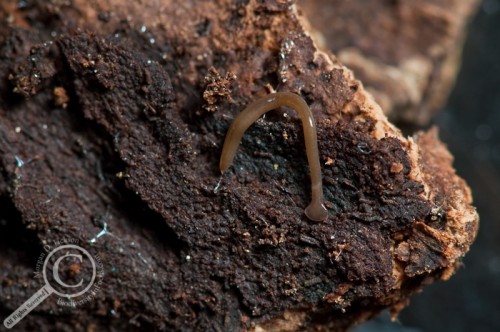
[
  {"x1": 298, "y1": 0, "x2": 481, "y2": 125},
  {"x1": 0, "y1": 1, "x2": 477, "y2": 331}
]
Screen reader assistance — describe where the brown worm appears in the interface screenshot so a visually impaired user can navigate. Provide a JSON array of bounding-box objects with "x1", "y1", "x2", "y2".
[{"x1": 219, "y1": 92, "x2": 328, "y2": 222}]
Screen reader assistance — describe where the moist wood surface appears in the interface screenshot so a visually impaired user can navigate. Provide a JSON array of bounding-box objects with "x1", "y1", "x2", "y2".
[{"x1": 0, "y1": 1, "x2": 477, "y2": 331}]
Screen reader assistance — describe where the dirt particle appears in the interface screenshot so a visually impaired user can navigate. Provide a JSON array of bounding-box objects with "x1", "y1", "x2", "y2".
[
  {"x1": 203, "y1": 67, "x2": 236, "y2": 112},
  {"x1": 54, "y1": 86, "x2": 69, "y2": 108},
  {"x1": 390, "y1": 162, "x2": 404, "y2": 174},
  {"x1": 325, "y1": 157, "x2": 335, "y2": 165}
]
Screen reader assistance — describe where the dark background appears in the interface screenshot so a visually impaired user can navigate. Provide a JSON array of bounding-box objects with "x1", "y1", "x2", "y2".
[{"x1": 356, "y1": 1, "x2": 500, "y2": 331}]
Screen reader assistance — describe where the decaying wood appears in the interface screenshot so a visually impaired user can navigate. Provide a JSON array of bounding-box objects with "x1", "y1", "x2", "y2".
[
  {"x1": 0, "y1": 1, "x2": 478, "y2": 331},
  {"x1": 298, "y1": 0, "x2": 481, "y2": 125}
]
